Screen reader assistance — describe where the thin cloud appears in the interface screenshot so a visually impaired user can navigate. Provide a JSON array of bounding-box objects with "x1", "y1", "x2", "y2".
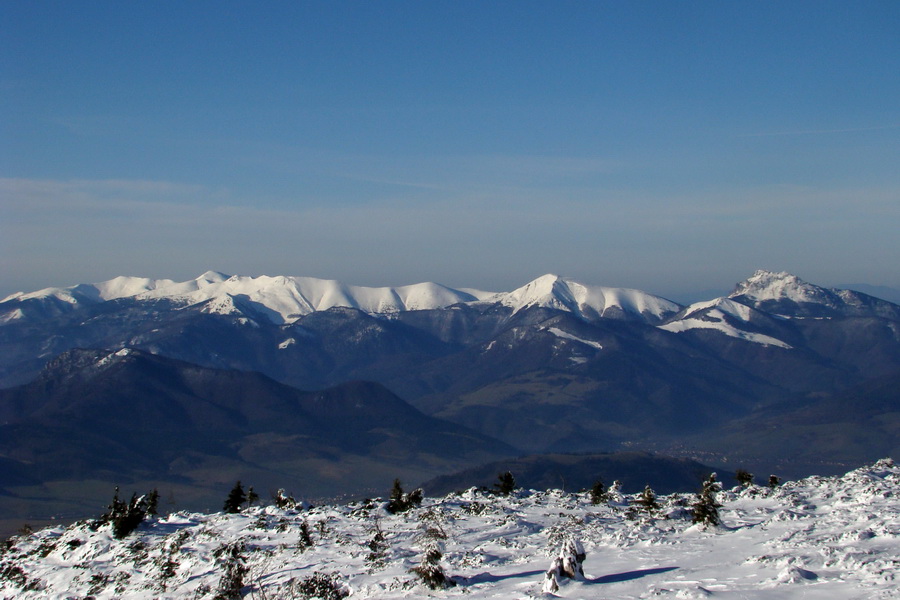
[
  {"x1": 738, "y1": 124, "x2": 900, "y2": 138},
  {"x1": 3, "y1": 177, "x2": 899, "y2": 297}
]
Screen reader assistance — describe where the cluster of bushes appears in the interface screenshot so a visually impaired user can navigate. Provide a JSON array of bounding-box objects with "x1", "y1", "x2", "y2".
[
  {"x1": 386, "y1": 479, "x2": 423, "y2": 514},
  {"x1": 93, "y1": 487, "x2": 159, "y2": 539}
]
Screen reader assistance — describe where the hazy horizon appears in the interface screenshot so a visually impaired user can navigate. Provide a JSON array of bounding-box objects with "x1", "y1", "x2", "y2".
[{"x1": 3, "y1": 2, "x2": 899, "y2": 298}]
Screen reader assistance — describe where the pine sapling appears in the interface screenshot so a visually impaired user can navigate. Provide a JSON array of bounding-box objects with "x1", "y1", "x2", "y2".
[
  {"x1": 365, "y1": 518, "x2": 388, "y2": 572},
  {"x1": 494, "y1": 471, "x2": 516, "y2": 496},
  {"x1": 223, "y1": 481, "x2": 247, "y2": 514},
  {"x1": 692, "y1": 473, "x2": 723, "y2": 527},
  {"x1": 298, "y1": 521, "x2": 313, "y2": 550},
  {"x1": 633, "y1": 484, "x2": 661, "y2": 514},
  {"x1": 589, "y1": 479, "x2": 608, "y2": 505},
  {"x1": 410, "y1": 525, "x2": 453, "y2": 589}
]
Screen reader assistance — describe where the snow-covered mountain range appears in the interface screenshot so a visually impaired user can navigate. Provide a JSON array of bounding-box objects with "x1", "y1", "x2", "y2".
[
  {"x1": 2, "y1": 271, "x2": 688, "y2": 326},
  {"x1": 5, "y1": 268, "x2": 897, "y2": 329},
  {"x1": 1, "y1": 268, "x2": 899, "y2": 533},
  {"x1": 2, "y1": 459, "x2": 897, "y2": 599},
  {"x1": 2, "y1": 269, "x2": 899, "y2": 442},
  {"x1": 1, "y1": 271, "x2": 493, "y2": 325}
]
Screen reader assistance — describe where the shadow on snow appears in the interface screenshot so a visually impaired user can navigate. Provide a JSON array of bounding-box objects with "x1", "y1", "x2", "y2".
[
  {"x1": 588, "y1": 566, "x2": 679, "y2": 584},
  {"x1": 457, "y1": 566, "x2": 678, "y2": 587},
  {"x1": 457, "y1": 570, "x2": 546, "y2": 585}
]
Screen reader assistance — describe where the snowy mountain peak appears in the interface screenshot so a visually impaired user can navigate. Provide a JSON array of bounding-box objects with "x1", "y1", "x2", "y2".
[
  {"x1": 729, "y1": 270, "x2": 826, "y2": 304},
  {"x1": 727, "y1": 270, "x2": 900, "y2": 319},
  {"x1": 496, "y1": 274, "x2": 576, "y2": 311},
  {"x1": 195, "y1": 270, "x2": 230, "y2": 285},
  {"x1": 491, "y1": 274, "x2": 681, "y2": 323}
]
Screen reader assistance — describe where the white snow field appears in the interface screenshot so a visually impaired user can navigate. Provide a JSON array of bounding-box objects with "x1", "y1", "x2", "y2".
[{"x1": 2, "y1": 460, "x2": 897, "y2": 599}]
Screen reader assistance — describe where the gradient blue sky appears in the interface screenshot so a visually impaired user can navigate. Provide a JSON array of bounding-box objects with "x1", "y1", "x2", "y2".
[{"x1": 3, "y1": 1, "x2": 899, "y2": 300}]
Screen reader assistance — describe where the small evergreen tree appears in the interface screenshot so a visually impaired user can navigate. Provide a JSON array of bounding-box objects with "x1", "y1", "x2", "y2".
[
  {"x1": 223, "y1": 481, "x2": 247, "y2": 514},
  {"x1": 589, "y1": 479, "x2": 608, "y2": 505},
  {"x1": 692, "y1": 473, "x2": 722, "y2": 527},
  {"x1": 634, "y1": 484, "x2": 660, "y2": 512},
  {"x1": 298, "y1": 520, "x2": 313, "y2": 549},
  {"x1": 495, "y1": 471, "x2": 516, "y2": 496},
  {"x1": 768, "y1": 474, "x2": 781, "y2": 488},
  {"x1": 387, "y1": 479, "x2": 407, "y2": 514},
  {"x1": 246, "y1": 487, "x2": 259, "y2": 507},
  {"x1": 735, "y1": 469, "x2": 754, "y2": 487},
  {"x1": 146, "y1": 489, "x2": 160, "y2": 517}
]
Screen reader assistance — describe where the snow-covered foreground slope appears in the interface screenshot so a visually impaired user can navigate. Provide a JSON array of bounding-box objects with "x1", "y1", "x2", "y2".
[{"x1": 2, "y1": 460, "x2": 897, "y2": 599}]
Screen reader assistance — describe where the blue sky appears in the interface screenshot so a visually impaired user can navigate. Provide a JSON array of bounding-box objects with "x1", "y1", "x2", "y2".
[{"x1": 2, "y1": 1, "x2": 899, "y2": 300}]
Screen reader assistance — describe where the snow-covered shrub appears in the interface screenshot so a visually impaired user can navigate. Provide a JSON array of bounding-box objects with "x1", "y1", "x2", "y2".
[
  {"x1": 386, "y1": 479, "x2": 423, "y2": 514},
  {"x1": 87, "y1": 572, "x2": 109, "y2": 595},
  {"x1": 292, "y1": 571, "x2": 348, "y2": 600},
  {"x1": 661, "y1": 493, "x2": 693, "y2": 520},
  {"x1": 365, "y1": 519, "x2": 388, "y2": 572},
  {"x1": 735, "y1": 469, "x2": 754, "y2": 487},
  {"x1": 213, "y1": 541, "x2": 247, "y2": 600},
  {"x1": 606, "y1": 479, "x2": 626, "y2": 506},
  {"x1": 273, "y1": 488, "x2": 298, "y2": 510},
  {"x1": 153, "y1": 528, "x2": 189, "y2": 589},
  {"x1": 542, "y1": 536, "x2": 585, "y2": 593},
  {"x1": 461, "y1": 501, "x2": 489, "y2": 515},
  {"x1": 410, "y1": 524, "x2": 453, "y2": 589}
]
